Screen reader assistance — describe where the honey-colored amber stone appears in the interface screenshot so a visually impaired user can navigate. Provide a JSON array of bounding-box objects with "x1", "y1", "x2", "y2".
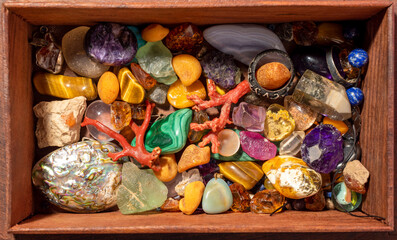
[
  {"x1": 33, "y1": 72, "x2": 97, "y2": 100},
  {"x1": 219, "y1": 161, "x2": 264, "y2": 190},
  {"x1": 172, "y1": 54, "x2": 202, "y2": 87},
  {"x1": 120, "y1": 126, "x2": 135, "y2": 143},
  {"x1": 167, "y1": 79, "x2": 206, "y2": 109},
  {"x1": 130, "y1": 63, "x2": 157, "y2": 90},
  {"x1": 117, "y1": 67, "x2": 145, "y2": 104},
  {"x1": 256, "y1": 62, "x2": 291, "y2": 90},
  {"x1": 264, "y1": 104, "x2": 295, "y2": 141},
  {"x1": 141, "y1": 24, "x2": 170, "y2": 42},
  {"x1": 161, "y1": 198, "x2": 180, "y2": 212},
  {"x1": 98, "y1": 71, "x2": 119, "y2": 104},
  {"x1": 131, "y1": 103, "x2": 147, "y2": 120},
  {"x1": 154, "y1": 154, "x2": 178, "y2": 182},
  {"x1": 178, "y1": 144, "x2": 210, "y2": 173},
  {"x1": 262, "y1": 156, "x2": 322, "y2": 199},
  {"x1": 323, "y1": 117, "x2": 348, "y2": 135},
  {"x1": 110, "y1": 101, "x2": 132, "y2": 131},
  {"x1": 250, "y1": 189, "x2": 286, "y2": 214},
  {"x1": 229, "y1": 183, "x2": 250, "y2": 212},
  {"x1": 179, "y1": 181, "x2": 205, "y2": 215}
]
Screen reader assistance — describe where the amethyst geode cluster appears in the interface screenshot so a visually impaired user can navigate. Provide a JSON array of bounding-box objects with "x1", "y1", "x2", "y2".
[
  {"x1": 301, "y1": 124, "x2": 343, "y2": 173},
  {"x1": 200, "y1": 50, "x2": 241, "y2": 90},
  {"x1": 85, "y1": 23, "x2": 137, "y2": 66}
]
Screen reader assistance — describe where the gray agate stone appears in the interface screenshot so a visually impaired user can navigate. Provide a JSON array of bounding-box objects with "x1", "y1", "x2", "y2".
[{"x1": 204, "y1": 24, "x2": 286, "y2": 65}]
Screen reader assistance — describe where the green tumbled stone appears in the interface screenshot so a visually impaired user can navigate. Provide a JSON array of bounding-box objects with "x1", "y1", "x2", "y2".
[
  {"x1": 132, "y1": 108, "x2": 192, "y2": 154},
  {"x1": 211, "y1": 129, "x2": 257, "y2": 161},
  {"x1": 117, "y1": 162, "x2": 168, "y2": 214},
  {"x1": 202, "y1": 178, "x2": 233, "y2": 214}
]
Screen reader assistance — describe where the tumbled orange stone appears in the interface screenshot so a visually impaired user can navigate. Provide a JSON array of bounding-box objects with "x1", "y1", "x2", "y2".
[
  {"x1": 98, "y1": 71, "x2": 119, "y2": 104},
  {"x1": 323, "y1": 117, "x2": 348, "y2": 135},
  {"x1": 179, "y1": 181, "x2": 205, "y2": 215},
  {"x1": 255, "y1": 62, "x2": 291, "y2": 90},
  {"x1": 130, "y1": 63, "x2": 157, "y2": 90},
  {"x1": 178, "y1": 144, "x2": 210, "y2": 173},
  {"x1": 154, "y1": 154, "x2": 178, "y2": 182},
  {"x1": 141, "y1": 24, "x2": 170, "y2": 42},
  {"x1": 167, "y1": 79, "x2": 206, "y2": 109},
  {"x1": 172, "y1": 54, "x2": 202, "y2": 87},
  {"x1": 250, "y1": 189, "x2": 285, "y2": 214},
  {"x1": 229, "y1": 183, "x2": 250, "y2": 212},
  {"x1": 161, "y1": 198, "x2": 180, "y2": 212}
]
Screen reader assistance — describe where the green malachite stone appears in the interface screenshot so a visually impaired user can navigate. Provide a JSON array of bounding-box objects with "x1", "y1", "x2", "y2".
[
  {"x1": 211, "y1": 129, "x2": 257, "y2": 161},
  {"x1": 132, "y1": 108, "x2": 192, "y2": 154},
  {"x1": 117, "y1": 162, "x2": 168, "y2": 214}
]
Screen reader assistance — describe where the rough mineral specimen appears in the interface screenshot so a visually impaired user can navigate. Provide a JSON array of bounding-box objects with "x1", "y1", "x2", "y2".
[
  {"x1": 343, "y1": 160, "x2": 369, "y2": 194},
  {"x1": 301, "y1": 124, "x2": 344, "y2": 174},
  {"x1": 117, "y1": 162, "x2": 168, "y2": 214},
  {"x1": 203, "y1": 24, "x2": 286, "y2": 65},
  {"x1": 148, "y1": 84, "x2": 170, "y2": 105},
  {"x1": 136, "y1": 41, "x2": 177, "y2": 85},
  {"x1": 239, "y1": 131, "x2": 277, "y2": 161},
  {"x1": 32, "y1": 139, "x2": 126, "y2": 212},
  {"x1": 232, "y1": 102, "x2": 266, "y2": 132},
  {"x1": 292, "y1": 70, "x2": 352, "y2": 121},
  {"x1": 250, "y1": 189, "x2": 285, "y2": 214},
  {"x1": 200, "y1": 50, "x2": 241, "y2": 90},
  {"x1": 161, "y1": 198, "x2": 180, "y2": 212},
  {"x1": 85, "y1": 23, "x2": 137, "y2": 66},
  {"x1": 202, "y1": 178, "x2": 233, "y2": 214},
  {"x1": 35, "y1": 32, "x2": 63, "y2": 74},
  {"x1": 175, "y1": 169, "x2": 203, "y2": 196},
  {"x1": 229, "y1": 183, "x2": 251, "y2": 212},
  {"x1": 33, "y1": 96, "x2": 86, "y2": 148}
]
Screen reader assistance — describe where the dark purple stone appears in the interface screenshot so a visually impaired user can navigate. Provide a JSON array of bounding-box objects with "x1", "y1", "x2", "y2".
[
  {"x1": 198, "y1": 161, "x2": 219, "y2": 185},
  {"x1": 239, "y1": 131, "x2": 277, "y2": 161},
  {"x1": 301, "y1": 124, "x2": 343, "y2": 174},
  {"x1": 85, "y1": 23, "x2": 137, "y2": 66},
  {"x1": 292, "y1": 47, "x2": 332, "y2": 80}
]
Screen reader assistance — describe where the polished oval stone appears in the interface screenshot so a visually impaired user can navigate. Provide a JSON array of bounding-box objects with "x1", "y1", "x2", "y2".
[
  {"x1": 117, "y1": 67, "x2": 145, "y2": 104},
  {"x1": 202, "y1": 178, "x2": 233, "y2": 214},
  {"x1": 33, "y1": 72, "x2": 97, "y2": 101},
  {"x1": 218, "y1": 129, "x2": 241, "y2": 157},
  {"x1": 204, "y1": 24, "x2": 286, "y2": 65},
  {"x1": 131, "y1": 109, "x2": 192, "y2": 154},
  {"x1": 32, "y1": 139, "x2": 126, "y2": 213},
  {"x1": 62, "y1": 26, "x2": 109, "y2": 78},
  {"x1": 164, "y1": 23, "x2": 203, "y2": 53},
  {"x1": 262, "y1": 156, "x2": 322, "y2": 199},
  {"x1": 219, "y1": 161, "x2": 264, "y2": 190},
  {"x1": 264, "y1": 104, "x2": 295, "y2": 142},
  {"x1": 154, "y1": 154, "x2": 178, "y2": 182}
]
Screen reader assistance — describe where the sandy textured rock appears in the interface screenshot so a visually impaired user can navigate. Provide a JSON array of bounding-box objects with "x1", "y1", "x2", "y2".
[
  {"x1": 343, "y1": 160, "x2": 369, "y2": 194},
  {"x1": 33, "y1": 96, "x2": 87, "y2": 148}
]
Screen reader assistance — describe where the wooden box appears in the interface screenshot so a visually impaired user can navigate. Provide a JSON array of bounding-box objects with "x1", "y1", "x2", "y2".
[{"x1": 0, "y1": 1, "x2": 395, "y2": 239}]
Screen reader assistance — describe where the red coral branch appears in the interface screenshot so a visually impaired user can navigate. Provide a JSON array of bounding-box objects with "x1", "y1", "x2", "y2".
[
  {"x1": 81, "y1": 100, "x2": 161, "y2": 171},
  {"x1": 187, "y1": 79, "x2": 251, "y2": 153}
]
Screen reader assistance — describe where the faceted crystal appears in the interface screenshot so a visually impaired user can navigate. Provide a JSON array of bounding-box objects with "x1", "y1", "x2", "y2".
[
  {"x1": 110, "y1": 101, "x2": 132, "y2": 131},
  {"x1": 301, "y1": 124, "x2": 344, "y2": 173},
  {"x1": 264, "y1": 104, "x2": 295, "y2": 142},
  {"x1": 292, "y1": 70, "x2": 352, "y2": 121},
  {"x1": 239, "y1": 131, "x2": 277, "y2": 161},
  {"x1": 279, "y1": 131, "x2": 305, "y2": 156},
  {"x1": 232, "y1": 102, "x2": 266, "y2": 132},
  {"x1": 250, "y1": 189, "x2": 285, "y2": 214}
]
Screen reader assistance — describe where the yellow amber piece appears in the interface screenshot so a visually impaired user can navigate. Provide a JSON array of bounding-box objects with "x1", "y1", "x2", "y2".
[
  {"x1": 117, "y1": 67, "x2": 145, "y2": 104},
  {"x1": 179, "y1": 181, "x2": 205, "y2": 215},
  {"x1": 178, "y1": 144, "x2": 210, "y2": 173},
  {"x1": 264, "y1": 104, "x2": 295, "y2": 141},
  {"x1": 172, "y1": 54, "x2": 202, "y2": 87},
  {"x1": 206, "y1": 79, "x2": 226, "y2": 95},
  {"x1": 141, "y1": 24, "x2": 170, "y2": 42},
  {"x1": 262, "y1": 156, "x2": 322, "y2": 199},
  {"x1": 323, "y1": 117, "x2": 348, "y2": 135},
  {"x1": 98, "y1": 71, "x2": 119, "y2": 104},
  {"x1": 219, "y1": 162, "x2": 264, "y2": 190},
  {"x1": 154, "y1": 154, "x2": 178, "y2": 182},
  {"x1": 33, "y1": 72, "x2": 97, "y2": 100},
  {"x1": 167, "y1": 79, "x2": 206, "y2": 108}
]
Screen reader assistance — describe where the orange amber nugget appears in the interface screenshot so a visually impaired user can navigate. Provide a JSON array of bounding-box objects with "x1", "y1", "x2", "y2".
[
  {"x1": 130, "y1": 63, "x2": 157, "y2": 90},
  {"x1": 229, "y1": 183, "x2": 250, "y2": 212},
  {"x1": 250, "y1": 189, "x2": 285, "y2": 214}
]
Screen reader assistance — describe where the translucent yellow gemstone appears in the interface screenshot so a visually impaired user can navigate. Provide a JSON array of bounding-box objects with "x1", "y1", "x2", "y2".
[
  {"x1": 264, "y1": 104, "x2": 295, "y2": 141},
  {"x1": 219, "y1": 161, "x2": 264, "y2": 190},
  {"x1": 117, "y1": 67, "x2": 145, "y2": 104},
  {"x1": 33, "y1": 72, "x2": 97, "y2": 100},
  {"x1": 167, "y1": 79, "x2": 206, "y2": 108},
  {"x1": 262, "y1": 156, "x2": 322, "y2": 199}
]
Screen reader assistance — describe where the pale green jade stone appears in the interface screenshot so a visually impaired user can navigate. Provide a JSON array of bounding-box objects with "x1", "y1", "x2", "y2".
[
  {"x1": 135, "y1": 41, "x2": 177, "y2": 85},
  {"x1": 202, "y1": 178, "x2": 233, "y2": 214},
  {"x1": 117, "y1": 162, "x2": 168, "y2": 214}
]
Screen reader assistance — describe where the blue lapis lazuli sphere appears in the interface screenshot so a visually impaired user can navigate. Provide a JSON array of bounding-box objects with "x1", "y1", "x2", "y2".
[
  {"x1": 346, "y1": 87, "x2": 364, "y2": 106},
  {"x1": 348, "y1": 49, "x2": 368, "y2": 68}
]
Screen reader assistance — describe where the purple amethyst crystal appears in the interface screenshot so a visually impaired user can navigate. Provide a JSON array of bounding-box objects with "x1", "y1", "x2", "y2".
[
  {"x1": 200, "y1": 50, "x2": 241, "y2": 90},
  {"x1": 301, "y1": 124, "x2": 343, "y2": 173},
  {"x1": 239, "y1": 131, "x2": 277, "y2": 161},
  {"x1": 198, "y1": 161, "x2": 219, "y2": 185},
  {"x1": 232, "y1": 102, "x2": 266, "y2": 132},
  {"x1": 85, "y1": 23, "x2": 137, "y2": 66}
]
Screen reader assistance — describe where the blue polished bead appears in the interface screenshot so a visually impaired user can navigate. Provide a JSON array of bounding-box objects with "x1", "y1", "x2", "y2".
[
  {"x1": 348, "y1": 49, "x2": 368, "y2": 68},
  {"x1": 346, "y1": 87, "x2": 364, "y2": 106}
]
